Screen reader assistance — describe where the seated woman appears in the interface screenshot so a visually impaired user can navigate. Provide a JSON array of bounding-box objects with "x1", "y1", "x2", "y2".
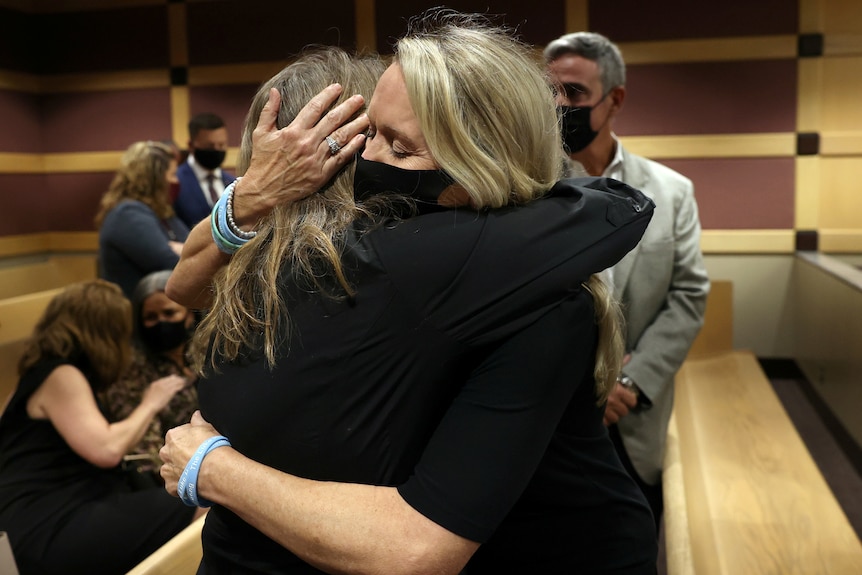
[
  {"x1": 0, "y1": 280, "x2": 201, "y2": 575},
  {"x1": 102, "y1": 270, "x2": 198, "y2": 488},
  {"x1": 162, "y1": 13, "x2": 657, "y2": 575},
  {"x1": 96, "y1": 141, "x2": 189, "y2": 298}
]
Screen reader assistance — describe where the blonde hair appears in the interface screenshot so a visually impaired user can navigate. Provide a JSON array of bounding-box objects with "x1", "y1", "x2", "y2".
[
  {"x1": 396, "y1": 10, "x2": 621, "y2": 400},
  {"x1": 583, "y1": 274, "x2": 625, "y2": 403},
  {"x1": 192, "y1": 47, "x2": 385, "y2": 372},
  {"x1": 18, "y1": 280, "x2": 132, "y2": 391},
  {"x1": 94, "y1": 141, "x2": 176, "y2": 228},
  {"x1": 394, "y1": 11, "x2": 567, "y2": 208}
]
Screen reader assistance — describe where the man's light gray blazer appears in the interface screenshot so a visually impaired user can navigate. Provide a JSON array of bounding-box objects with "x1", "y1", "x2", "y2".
[{"x1": 607, "y1": 145, "x2": 709, "y2": 485}]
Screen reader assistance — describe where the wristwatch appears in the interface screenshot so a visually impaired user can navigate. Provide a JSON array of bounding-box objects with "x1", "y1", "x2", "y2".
[
  {"x1": 618, "y1": 374, "x2": 652, "y2": 412},
  {"x1": 618, "y1": 374, "x2": 639, "y2": 396}
]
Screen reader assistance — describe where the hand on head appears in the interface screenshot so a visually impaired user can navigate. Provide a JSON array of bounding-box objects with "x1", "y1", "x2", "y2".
[
  {"x1": 231, "y1": 85, "x2": 370, "y2": 227},
  {"x1": 160, "y1": 410, "x2": 222, "y2": 495}
]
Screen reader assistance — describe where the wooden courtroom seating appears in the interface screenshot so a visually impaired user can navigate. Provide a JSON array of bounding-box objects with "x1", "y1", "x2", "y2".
[
  {"x1": 0, "y1": 255, "x2": 96, "y2": 407},
  {"x1": 0, "y1": 288, "x2": 65, "y2": 408},
  {"x1": 125, "y1": 514, "x2": 206, "y2": 575},
  {"x1": 663, "y1": 281, "x2": 862, "y2": 574},
  {"x1": 0, "y1": 255, "x2": 96, "y2": 300}
]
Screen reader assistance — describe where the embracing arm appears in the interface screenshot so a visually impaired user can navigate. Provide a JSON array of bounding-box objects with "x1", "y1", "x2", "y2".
[
  {"x1": 166, "y1": 85, "x2": 370, "y2": 309},
  {"x1": 27, "y1": 365, "x2": 186, "y2": 468},
  {"x1": 162, "y1": 412, "x2": 477, "y2": 575},
  {"x1": 161, "y1": 297, "x2": 593, "y2": 574}
]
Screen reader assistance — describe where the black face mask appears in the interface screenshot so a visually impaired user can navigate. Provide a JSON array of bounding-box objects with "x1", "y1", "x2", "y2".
[
  {"x1": 353, "y1": 155, "x2": 454, "y2": 213},
  {"x1": 193, "y1": 148, "x2": 226, "y2": 171},
  {"x1": 141, "y1": 319, "x2": 190, "y2": 354},
  {"x1": 559, "y1": 105, "x2": 599, "y2": 154}
]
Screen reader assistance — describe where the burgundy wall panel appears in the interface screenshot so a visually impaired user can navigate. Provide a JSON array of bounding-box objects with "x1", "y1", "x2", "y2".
[
  {"x1": 43, "y1": 173, "x2": 114, "y2": 232},
  {"x1": 0, "y1": 8, "x2": 36, "y2": 73},
  {"x1": 616, "y1": 60, "x2": 797, "y2": 136},
  {"x1": 188, "y1": 84, "x2": 261, "y2": 148},
  {"x1": 2, "y1": 173, "x2": 111, "y2": 235},
  {"x1": 0, "y1": 89, "x2": 41, "y2": 154},
  {"x1": 40, "y1": 88, "x2": 172, "y2": 154},
  {"x1": 1, "y1": 174, "x2": 50, "y2": 234},
  {"x1": 374, "y1": 0, "x2": 566, "y2": 52},
  {"x1": 589, "y1": 0, "x2": 798, "y2": 42},
  {"x1": 187, "y1": 1, "x2": 357, "y2": 66},
  {"x1": 37, "y1": 7, "x2": 169, "y2": 74},
  {"x1": 662, "y1": 157, "x2": 795, "y2": 230}
]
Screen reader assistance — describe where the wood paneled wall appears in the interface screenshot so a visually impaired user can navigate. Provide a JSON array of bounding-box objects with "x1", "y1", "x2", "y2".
[{"x1": 1, "y1": 0, "x2": 861, "y2": 255}]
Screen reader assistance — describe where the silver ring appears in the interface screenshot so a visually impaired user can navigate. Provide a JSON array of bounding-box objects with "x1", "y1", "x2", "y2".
[{"x1": 325, "y1": 135, "x2": 341, "y2": 156}]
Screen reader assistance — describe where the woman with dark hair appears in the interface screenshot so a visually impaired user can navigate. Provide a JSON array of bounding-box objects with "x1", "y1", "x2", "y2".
[
  {"x1": 0, "y1": 280, "x2": 201, "y2": 575},
  {"x1": 102, "y1": 270, "x2": 198, "y2": 488}
]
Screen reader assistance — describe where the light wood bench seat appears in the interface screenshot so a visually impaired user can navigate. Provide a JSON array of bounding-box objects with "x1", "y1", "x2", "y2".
[
  {"x1": 0, "y1": 288, "x2": 64, "y2": 406},
  {"x1": 0, "y1": 256, "x2": 95, "y2": 406},
  {"x1": 125, "y1": 514, "x2": 205, "y2": 575},
  {"x1": 664, "y1": 280, "x2": 862, "y2": 574},
  {"x1": 668, "y1": 351, "x2": 862, "y2": 574},
  {"x1": 0, "y1": 255, "x2": 96, "y2": 300}
]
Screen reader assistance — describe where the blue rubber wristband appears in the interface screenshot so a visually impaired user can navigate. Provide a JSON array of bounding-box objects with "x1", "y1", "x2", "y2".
[
  {"x1": 216, "y1": 189, "x2": 255, "y2": 247},
  {"x1": 177, "y1": 435, "x2": 231, "y2": 508},
  {"x1": 210, "y1": 202, "x2": 243, "y2": 254}
]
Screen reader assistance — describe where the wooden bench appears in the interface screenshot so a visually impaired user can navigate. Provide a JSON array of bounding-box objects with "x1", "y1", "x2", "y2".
[
  {"x1": 0, "y1": 255, "x2": 96, "y2": 300},
  {"x1": 0, "y1": 255, "x2": 96, "y2": 406},
  {"x1": 125, "y1": 514, "x2": 206, "y2": 575},
  {"x1": 663, "y1": 281, "x2": 862, "y2": 574},
  {"x1": 0, "y1": 288, "x2": 65, "y2": 407}
]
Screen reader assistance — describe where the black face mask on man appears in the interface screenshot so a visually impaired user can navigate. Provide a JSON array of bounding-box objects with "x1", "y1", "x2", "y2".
[
  {"x1": 353, "y1": 155, "x2": 454, "y2": 214},
  {"x1": 141, "y1": 318, "x2": 190, "y2": 354},
  {"x1": 559, "y1": 92, "x2": 609, "y2": 154},
  {"x1": 193, "y1": 148, "x2": 226, "y2": 171},
  {"x1": 559, "y1": 106, "x2": 598, "y2": 154}
]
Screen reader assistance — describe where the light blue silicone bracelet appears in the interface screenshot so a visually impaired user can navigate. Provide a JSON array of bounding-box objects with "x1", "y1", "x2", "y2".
[{"x1": 177, "y1": 435, "x2": 231, "y2": 508}]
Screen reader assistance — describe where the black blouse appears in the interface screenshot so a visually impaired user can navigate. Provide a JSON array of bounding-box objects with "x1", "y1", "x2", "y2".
[{"x1": 198, "y1": 177, "x2": 657, "y2": 574}]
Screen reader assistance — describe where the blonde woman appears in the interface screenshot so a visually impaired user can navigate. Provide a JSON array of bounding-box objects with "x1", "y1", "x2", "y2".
[
  {"x1": 162, "y1": 13, "x2": 657, "y2": 575},
  {"x1": 0, "y1": 280, "x2": 200, "y2": 575},
  {"x1": 96, "y1": 141, "x2": 189, "y2": 297}
]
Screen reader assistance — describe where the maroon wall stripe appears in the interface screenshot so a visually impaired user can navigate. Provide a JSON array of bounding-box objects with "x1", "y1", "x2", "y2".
[
  {"x1": 0, "y1": 8, "x2": 36, "y2": 73},
  {"x1": 589, "y1": 0, "x2": 798, "y2": 42},
  {"x1": 0, "y1": 1, "x2": 810, "y2": 239},
  {"x1": 2, "y1": 174, "x2": 50, "y2": 235},
  {"x1": 0, "y1": 89, "x2": 41, "y2": 154},
  {"x1": 189, "y1": 84, "x2": 262, "y2": 148},
  {"x1": 616, "y1": 60, "x2": 798, "y2": 136},
  {"x1": 187, "y1": 1, "x2": 357, "y2": 66},
  {"x1": 374, "y1": 0, "x2": 566, "y2": 53},
  {"x1": 37, "y1": 7, "x2": 169, "y2": 74},
  {"x1": 662, "y1": 157, "x2": 795, "y2": 230},
  {"x1": 43, "y1": 173, "x2": 114, "y2": 232},
  {"x1": 41, "y1": 88, "x2": 172, "y2": 154},
  {"x1": 2, "y1": 173, "x2": 123, "y2": 235}
]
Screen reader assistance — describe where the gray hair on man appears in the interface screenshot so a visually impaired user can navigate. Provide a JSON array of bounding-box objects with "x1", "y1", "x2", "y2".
[{"x1": 543, "y1": 32, "x2": 627, "y2": 93}]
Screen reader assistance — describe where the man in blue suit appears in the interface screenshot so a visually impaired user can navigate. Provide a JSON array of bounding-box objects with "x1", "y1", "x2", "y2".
[{"x1": 174, "y1": 113, "x2": 236, "y2": 228}]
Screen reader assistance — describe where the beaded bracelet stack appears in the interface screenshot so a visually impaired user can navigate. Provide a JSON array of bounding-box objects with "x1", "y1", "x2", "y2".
[
  {"x1": 177, "y1": 434, "x2": 232, "y2": 508},
  {"x1": 211, "y1": 177, "x2": 257, "y2": 255}
]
